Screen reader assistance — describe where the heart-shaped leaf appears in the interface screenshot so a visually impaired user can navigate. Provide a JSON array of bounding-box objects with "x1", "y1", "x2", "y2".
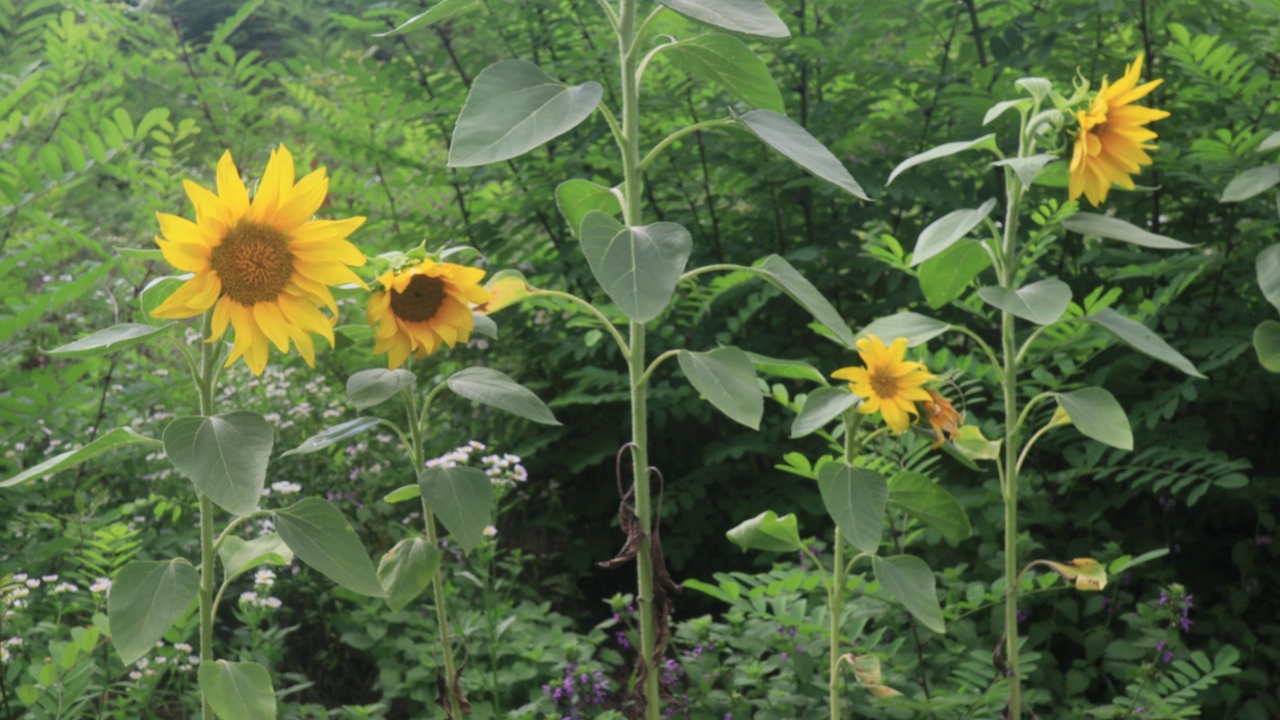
[
  {"x1": 275, "y1": 498, "x2": 384, "y2": 597},
  {"x1": 378, "y1": 537, "x2": 443, "y2": 612},
  {"x1": 977, "y1": 277, "x2": 1072, "y2": 325},
  {"x1": 164, "y1": 412, "x2": 273, "y2": 516},
  {"x1": 817, "y1": 462, "x2": 888, "y2": 553},
  {"x1": 579, "y1": 212, "x2": 692, "y2": 323},
  {"x1": 447, "y1": 366, "x2": 559, "y2": 425},
  {"x1": 677, "y1": 347, "x2": 763, "y2": 429},
  {"x1": 872, "y1": 555, "x2": 945, "y2": 633},
  {"x1": 199, "y1": 660, "x2": 276, "y2": 720},
  {"x1": 219, "y1": 534, "x2": 294, "y2": 582},
  {"x1": 346, "y1": 368, "x2": 416, "y2": 410},
  {"x1": 419, "y1": 465, "x2": 494, "y2": 554},
  {"x1": 108, "y1": 559, "x2": 198, "y2": 665}
]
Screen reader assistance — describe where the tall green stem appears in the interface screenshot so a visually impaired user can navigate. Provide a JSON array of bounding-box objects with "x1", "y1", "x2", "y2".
[
  {"x1": 1000, "y1": 164, "x2": 1026, "y2": 719},
  {"x1": 194, "y1": 313, "x2": 220, "y2": 720},
  {"x1": 829, "y1": 411, "x2": 864, "y2": 720}
]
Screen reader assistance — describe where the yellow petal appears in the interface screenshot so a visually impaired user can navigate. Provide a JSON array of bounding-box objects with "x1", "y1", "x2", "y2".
[
  {"x1": 217, "y1": 150, "x2": 250, "y2": 218},
  {"x1": 183, "y1": 179, "x2": 232, "y2": 233},
  {"x1": 253, "y1": 301, "x2": 292, "y2": 352},
  {"x1": 157, "y1": 238, "x2": 211, "y2": 274},
  {"x1": 269, "y1": 168, "x2": 328, "y2": 231}
]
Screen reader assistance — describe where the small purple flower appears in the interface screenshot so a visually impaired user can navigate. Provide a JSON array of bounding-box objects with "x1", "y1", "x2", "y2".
[
  {"x1": 615, "y1": 631, "x2": 631, "y2": 649},
  {"x1": 1162, "y1": 650, "x2": 1174, "y2": 664},
  {"x1": 1016, "y1": 609, "x2": 1030, "y2": 624}
]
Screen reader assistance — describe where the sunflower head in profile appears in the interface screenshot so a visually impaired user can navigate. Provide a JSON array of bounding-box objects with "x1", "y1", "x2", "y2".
[
  {"x1": 1069, "y1": 53, "x2": 1170, "y2": 207},
  {"x1": 921, "y1": 389, "x2": 963, "y2": 448},
  {"x1": 150, "y1": 145, "x2": 367, "y2": 375},
  {"x1": 365, "y1": 258, "x2": 493, "y2": 369},
  {"x1": 832, "y1": 335, "x2": 935, "y2": 434}
]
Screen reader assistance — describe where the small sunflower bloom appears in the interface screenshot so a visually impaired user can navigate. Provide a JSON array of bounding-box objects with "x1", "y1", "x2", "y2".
[
  {"x1": 151, "y1": 145, "x2": 367, "y2": 375},
  {"x1": 832, "y1": 335, "x2": 935, "y2": 434},
  {"x1": 1069, "y1": 53, "x2": 1170, "y2": 207},
  {"x1": 921, "y1": 389, "x2": 963, "y2": 448},
  {"x1": 366, "y1": 258, "x2": 493, "y2": 369}
]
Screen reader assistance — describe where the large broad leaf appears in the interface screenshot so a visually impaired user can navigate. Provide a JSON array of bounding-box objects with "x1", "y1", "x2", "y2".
[
  {"x1": 274, "y1": 499, "x2": 384, "y2": 598},
  {"x1": 164, "y1": 412, "x2": 273, "y2": 516},
  {"x1": 655, "y1": 0, "x2": 789, "y2": 39},
  {"x1": 858, "y1": 312, "x2": 950, "y2": 347},
  {"x1": 419, "y1": 465, "x2": 494, "y2": 555},
  {"x1": 373, "y1": 0, "x2": 481, "y2": 36},
  {"x1": 283, "y1": 417, "x2": 382, "y2": 457},
  {"x1": 992, "y1": 154, "x2": 1057, "y2": 187},
  {"x1": 555, "y1": 179, "x2": 621, "y2": 236},
  {"x1": 1062, "y1": 213, "x2": 1195, "y2": 250},
  {"x1": 446, "y1": 366, "x2": 560, "y2": 425},
  {"x1": 887, "y1": 135, "x2": 997, "y2": 185},
  {"x1": 737, "y1": 110, "x2": 869, "y2": 200},
  {"x1": 888, "y1": 472, "x2": 971, "y2": 544},
  {"x1": 677, "y1": 347, "x2": 763, "y2": 429},
  {"x1": 579, "y1": 212, "x2": 692, "y2": 323},
  {"x1": 199, "y1": 660, "x2": 276, "y2": 720},
  {"x1": 816, "y1": 462, "x2": 887, "y2": 554},
  {"x1": 108, "y1": 559, "x2": 198, "y2": 665},
  {"x1": 478, "y1": 269, "x2": 534, "y2": 315},
  {"x1": 1055, "y1": 387, "x2": 1133, "y2": 451},
  {"x1": 448, "y1": 60, "x2": 603, "y2": 167},
  {"x1": 1254, "y1": 319, "x2": 1280, "y2": 373},
  {"x1": 1256, "y1": 243, "x2": 1280, "y2": 313},
  {"x1": 1220, "y1": 164, "x2": 1280, "y2": 203},
  {"x1": 219, "y1": 534, "x2": 294, "y2": 582},
  {"x1": 746, "y1": 352, "x2": 828, "y2": 385},
  {"x1": 346, "y1": 368, "x2": 416, "y2": 410},
  {"x1": 919, "y1": 240, "x2": 991, "y2": 308},
  {"x1": 1085, "y1": 308, "x2": 1205, "y2": 379},
  {"x1": 872, "y1": 555, "x2": 945, "y2": 634},
  {"x1": 663, "y1": 34, "x2": 784, "y2": 112},
  {"x1": 790, "y1": 386, "x2": 858, "y2": 438},
  {"x1": 378, "y1": 537, "x2": 443, "y2": 612},
  {"x1": 911, "y1": 199, "x2": 997, "y2": 266},
  {"x1": 726, "y1": 510, "x2": 804, "y2": 553},
  {"x1": 749, "y1": 255, "x2": 856, "y2": 347},
  {"x1": 46, "y1": 323, "x2": 176, "y2": 359},
  {"x1": 1, "y1": 427, "x2": 160, "y2": 488},
  {"x1": 977, "y1": 277, "x2": 1072, "y2": 325}
]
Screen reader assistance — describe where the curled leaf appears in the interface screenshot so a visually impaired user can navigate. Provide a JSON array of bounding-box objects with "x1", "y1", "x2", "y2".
[{"x1": 1039, "y1": 557, "x2": 1108, "y2": 591}]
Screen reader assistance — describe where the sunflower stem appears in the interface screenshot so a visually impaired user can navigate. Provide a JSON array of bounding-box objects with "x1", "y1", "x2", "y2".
[
  {"x1": 194, "y1": 311, "x2": 220, "y2": 720},
  {"x1": 829, "y1": 410, "x2": 865, "y2": 720}
]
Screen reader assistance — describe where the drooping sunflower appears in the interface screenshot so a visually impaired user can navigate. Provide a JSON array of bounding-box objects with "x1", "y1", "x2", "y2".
[
  {"x1": 151, "y1": 145, "x2": 367, "y2": 375},
  {"x1": 832, "y1": 335, "x2": 935, "y2": 434},
  {"x1": 1069, "y1": 53, "x2": 1170, "y2": 207},
  {"x1": 921, "y1": 389, "x2": 963, "y2": 448},
  {"x1": 366, "y1": 258, "x2": 493, "y2": 369}
]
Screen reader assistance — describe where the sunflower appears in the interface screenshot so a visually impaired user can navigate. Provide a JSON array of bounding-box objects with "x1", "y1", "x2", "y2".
[
  {"x1": 921, "y1": 389, "x2": 963, "y2": 448},
  {"x1": 366, "y1": 258, "x2": 493, "y2": 369},
  {"x1": 150, "y1": 145, "x2": 367, "y2": 375},
  {"x1": 832, "y1": 335, "x2": 935, "y2": 434},
  {"x1": 1069, "y1": 54, "x2": 1170, "y2": 207}
]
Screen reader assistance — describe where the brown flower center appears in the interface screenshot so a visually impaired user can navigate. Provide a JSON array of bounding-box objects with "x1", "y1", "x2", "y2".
[
  {"x1": 869, "y1": 370, "x2": 899, "y2": 400},
  {"x1": 390, "y1": 274, "x2": 446, "y2": 322},
  {"x1": 210, "y1": 220, "x2": 294, "y2": 305}
]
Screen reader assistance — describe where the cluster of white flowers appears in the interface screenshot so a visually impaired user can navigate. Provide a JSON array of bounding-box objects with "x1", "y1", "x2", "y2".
[
  {"x1": 481, "y1": 453, "x2": 528, "y2": 486},
  {"x1": 127, "y1": 642, "x2": 201, "y2": 679},
  {"x1": 238, "y1": 591, "x2": 283, "y2": 610},
  {"x1": 266, "y1": 481, "x2": 302, "y2": 495},
  {"x1": 425, "y1": 441, "x2": 485, "y2": 469},
  {"x1": 90, "y1": 577, "x2": 112, "y2": 595}
]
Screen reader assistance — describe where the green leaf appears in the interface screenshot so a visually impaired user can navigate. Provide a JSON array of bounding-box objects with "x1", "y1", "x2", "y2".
[
  {"x1": 1256, "y1": 243, "x2": 1280, "y2": 313},
  {"x1": 1062, "y1": 213, "x2": 1195, "y2": 250},
  {"x1": 139, "y1": 276, "x2": 189, "y2": 325},
  {"x1": 378, "y1": 537, "x2": 442, "y2": 612},
  {"x1": 919, "y1": 240, "x2": 991, "y2": 308},
  {"x1": 472, "y1": 312, "x2": 498, "y2": 340},
  {"x1": 726, "y1": 510, "x2": 804, "y2": 553},
  {"x1": 372, "y1": 0, "x2": 482, "y2": 36},
  {"x1": 1056, "y1": 387, "x2": 1133, "y2": 451},
  {"x1": 749, "y1": 255, "x2": 857, "y2": 347},
  {"x1": 1220, "y1": 164, "x2": 1280, "y2": 202},
  {"x1": 746, "y1": 352, "x2": 828, "y2": 385},
  {"x1": 1254, "y1": 320, "x2": 1280, "y2": 372},
  {"x1": 977, "y1": 277, "x2": 1072, "y2": 325},
  {"x1": 983, "y1": 98, "x2": 1031, "y2": 125},
  {"x1": 449, "y1": 60, "x2": 602, "y2": 167},
  {"x1": 992, "y1": 154, "x2": 1057, "y2": 187},
  {"x1": 888, "y1": 472, "x2": 971, "y2": 544},
  {"x1": 579, "y1": 211, "x2": 692, "y2": 323},
  {"x1": 199, "y1": 660, "x2": 276, "y2": 720},
  {"x1": 859, "y1": 312, "x2": 950, "y2": 347},
  {"x1": 655, "y1": 0, "x2": 789, "y2": 39},
  {"x1": 116, "y1": 247, "x2": 165, "y2": 262},
  {"x1": 950, "y1": 425, "x2": 1001, "y2": 463},
  {"x1": 872, "y1": 555, "x2": 945, "y2": 633},
  {"x1": 419, "y1": 465, "x2": 494, "y2": 555},
  {"x1": 677, "y1": 347, "x2": 763, "y2": 429},
  {"x1": 817, "y1": 462, "x2": 888, "y2": 553},
  {"x1": 791, "y1": 386, "x2": 858, "y2": 438},
  {"x1": 163, "y1": 412, "x2": 273, "y2": 516},
  {"x1": 911, "y1": 199, "x2": 997, "y2": 266},
  {"x1": 346, "y1": 368, "x2": 416, "y2": 410},
  {"x1": 283, "y1": 417, "x2": 383, "y2": 457},
  {"x1": 108, "y1": 559, "x2": 198, "y2": 665},
  {"x1": 274, "y1": 498, "x2": 384, "y2": 597},
  {"x1": 384, "y1": 484, "x2": 421, "y2": 503},
  {"x1": 1, "y1": 427, "x2": 160, "y2": 488},
  {"x1": 1085, "y1": 308, "x2": 1205, "y2": 378},
  {"x1": 446, "y1": 366, "x2": 560, "y2": 425},
  {"x1": 555, "y1": 179, "x2": 621, "y2": 236},
  {"x1": 663, "y1": 34, "x2": 784, "y2": 112},
  {"x1": 46, "y1": 323, "x2": 176, "y2": 358},
  {"x1": 218, "y1": 534, "x2": 294, "y2": 583},
  {"x1": 887, "y1": 135, "x2": 997, "y2": 185},
  {"x1": 737, "y1": 110, "x2": 869, "y2": 200}
]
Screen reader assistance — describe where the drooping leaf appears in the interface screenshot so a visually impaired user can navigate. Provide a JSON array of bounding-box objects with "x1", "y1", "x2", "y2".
[
  {"x1": 164, "y1": 412, "x2": 273, "y2": 516},
  {"x1": 992, "y1": 154, "x2": 1057, "y2": 187},
  {"x1": 872, "y1": 555, "x2": 945, "y2": 633},
  {"x1": 663, "y1": 34, "x2": 784, "y2": 112},
  {"x1": 446, "y1": 366, "x2": 560, "y2": 425},
  {"x1": 816, "y1": 462, "x2": 888, "y2": 553},
  {"x1": 655, "y1": 0, "x2": 789, "y2": 39},
  {"x1": 888, "y1": 472, "x2": 971, "y2": 544},
  {"x1": 108, "y1": 559, "x2": 199, "y2": 665},
  {"x1": 1063, "y1": 213, "x2": 1195, "y2": 250},
  {"x1": 677, "y1": 347, "x2": 763, "y2": 429},
  {"x1": 346, "y1": 368, "x2": 415, "y2": 410},
  {"x1": 378, "y1": 537, "x2": 442, "y2": 612},
  {"x1": 219, "y1": 534, "x2": 294, "y2": 582},
  {"x1": 911, "y1": 199, "x2": 997, "y2": 266},
  {"x1": 726, "y1": 510, "x2": 804, "y2": 553},
  {"x1": 555, "y1": 179, "x2": 621, "y2": 236},
  {"x1": 790, "y1": 386, "x2": 858, "y2": 438},
  {"x1": 419, "y1": 465, "x2": 494, "y2": 555},
  {"x1": 449, "y1": 60, "x2": 603, "y2": 167},
  {"x1": 887, "y1": 135, "x2": 997, "y2": 185},
  {"x1": 1039, "y1": 557, "x2": 1108, "y2": 591},
  {"x1": 746, "y1": 352, "x2": 828, "y2": 385},
  {"x1": 1220, "y1": 164, "x2": 1280, "y2": 202},
  {"x1": 1254, "y1": 319, "x2": 1280, "y2": 372},
  {"x1": 983, "y1": 98, "x2": 1031, "y2": 126},
  {"x1": 46, "y1": 323, "x2": 176, "y2": 358},
  {"x1": 1256, "y1": 243, "x2": 1280, "y2": 313},
  {"x1": 578, "y1": 212, "x2": 692, "y2": 323},
  {"x1": 384, "y1": 484, "x2": 421, "y2": 504},
  {"x1": 283, "y1": 417, "x2": 383, "y2": 457},
  {"x1": 1085, "y1": 308, "x2": 1205, "y2": 378},
  {"x1": 1055, "y1": 387, "x2": 1133, "y2": 451},
  {"x1": 737, "y1": 110, "x2": 869, "y2": 199},
  {"x1": 749, "y1": 255, "x2": 856, "y2": 347},
  {"x1": 199, "y1": 660, "x2": 276, "y2": 720},
  {"x1": 858, "y1": 312, "x2": 950, "y2": 347},
  {"x1": 950, "y1": 425, "x2": 1001, "y2": 462},
  {"x1": 477, "y1": 269, "x2": 534, "y2": 315},
  {"x1": 472, "y1": 312, "x2": 498, "y2": 339},
  {"x1": 918, "y1": 239, "x2": 991, "y2": 308},
  {"x1": 1, "y1": 427, "x2": 160, "y2": 488},
  {"x1": 372, "y1": 0, "x2": 482, "y2": 37},
  {"x1": 274, "y1": 499, "x2": 384, "y2": 597},
  {"x1": 977, "y1": 277, "x2": 1072, "y2": 325}
]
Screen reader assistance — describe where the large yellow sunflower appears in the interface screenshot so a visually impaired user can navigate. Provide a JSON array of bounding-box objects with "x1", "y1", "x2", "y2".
[
  {"x1": 832, "y1": 335, "x2": 935, "y2": 434},
  {"x1": 151, "y1": 145, "x2": 367, "y2": 375},
  {"x1": 1069, "y1": 54, "x2": 1170, "y2": 207},
  {"x1": 366, "y1": 259, "x2": 493, "y2": 369}
]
